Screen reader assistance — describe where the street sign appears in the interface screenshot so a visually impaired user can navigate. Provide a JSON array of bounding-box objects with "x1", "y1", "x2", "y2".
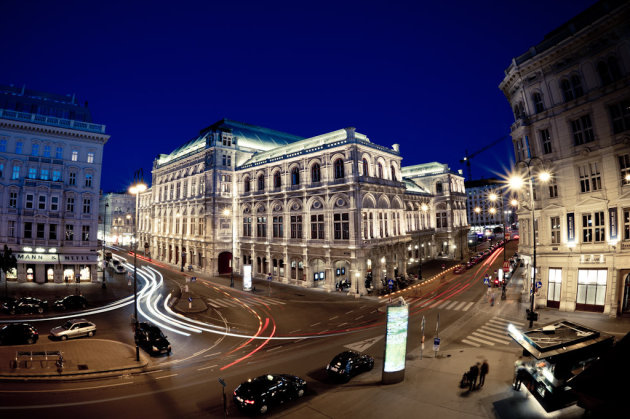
[
  {"x1": 433, "y1": 337, "x2": 441, "y2": 351},
  {"x1": 218, "y1": 378, "x2": 226, "y2": 387},
  {"x1": 191, "y1": 276, "x2": 196, "y2": 282},
  {"x1": 536, "y1": 281, "x2": 542, "y2": 289},
  {"x1": 188, "y1": 296, "x2": 192, "y2": 302},
  {"x1": 388, "y1": 279, "x2": 394, "y2": 289},
  {"x1": 503, "y1": 261, "x2": 510, "y2": 271}
]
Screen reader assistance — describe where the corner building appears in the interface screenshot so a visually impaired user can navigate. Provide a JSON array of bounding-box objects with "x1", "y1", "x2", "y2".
[
  {"x1": 138, "y1": 119, "x2": 468, "y2": 293},
  {"x1": 499, "y1": 0, "x2": 630, "y2": 316},
  {"x1": 0, "y1": 85, "x2": 108, "y2": 283}
]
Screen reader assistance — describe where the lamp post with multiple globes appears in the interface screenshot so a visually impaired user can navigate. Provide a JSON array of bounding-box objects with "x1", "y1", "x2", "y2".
[{"x1": 128, "y1": 169, "x2": 147, "y2": 362}]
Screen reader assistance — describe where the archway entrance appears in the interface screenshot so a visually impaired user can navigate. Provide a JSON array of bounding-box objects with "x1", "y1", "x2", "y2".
[{"x1": 218, "y1": 252, "x2": 232, "y2": 274}]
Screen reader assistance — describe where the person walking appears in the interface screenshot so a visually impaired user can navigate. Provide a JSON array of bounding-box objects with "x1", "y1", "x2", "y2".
[
  {"x1": 514, "y1": 364, "x2": 527, "y2": 391},
  {"x1": 469, "y1": 363, "x2": 479, "y2": 391},
  {"x1": 479, "y1": 360, "x2": 489, "y2": 387}
]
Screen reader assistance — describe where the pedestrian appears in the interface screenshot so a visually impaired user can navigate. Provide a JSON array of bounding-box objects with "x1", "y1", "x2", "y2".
[
  {"x1": 479, "y1": 360, "x2": 489, "y2": 387},
  {"x1": 514, "y1": 361, "x2": 527, "y2": 391},
  {"x1": 490, "y1": 291, "x2": 495, "y2": 306},
  {"x1": 469, "y1": 363, "x2": 479, "y2": 391}
]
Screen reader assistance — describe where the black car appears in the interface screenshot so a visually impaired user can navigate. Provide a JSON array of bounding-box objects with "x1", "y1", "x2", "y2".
[
  {"x1": 0, "y1": 323, "x2": 38, "y2": 345},
  {"x1": 233, "y1": 374, "x2": 307, "y2": 415},
  {"x1": 7, "y1": 297, "x2": 48, "y2": 315},
  {"x1": 326, "y1": 351, "x2": 374, "y2": 382},
  {"x1": 0, "y1": 297, "x2": 17, "y2": 314},
  {"x1": 54, "y1": 295, "x2": 88, "y2": 311},
  {"x1": 134, "y1": 322, "x2": 171, "y2": 355}
]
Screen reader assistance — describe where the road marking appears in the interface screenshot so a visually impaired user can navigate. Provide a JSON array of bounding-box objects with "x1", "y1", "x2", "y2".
[
  {"x1": 462, "y1": 302, "x2": 474, "y2": 311},
  {"x1": 355, "y1": 315, "x2": 364, "y2": 320},
  {"x1": 472, "y1": 331, "x2": 511, "y2": 344},
  {"x1": 344, "y1": 335, "x2": 384, "y2": 352},
  {"x1": 495, "y1": 317, "x2": 525, "y2": 326},
  {"x1": 338, "y1": 322, "x2": 348, "y2": 327},
  {"x1": 0, "y1": 381, "x2": 134, "y2": 393},
  {"x1": 266, "y1": 346, "x2": 283, "y2": 352},
  {"x1": 143, "y1": 369, "x2": 164, "y2": 375},
  {"x1": 437, "y1": 300, "x2": 450, "y2": 309},
  {"x1": 155, "y1": 374, "x2": 178, "y2": 380},
  {"x1": 466, "y1": 335, "x2": 494, "y2": 345},
  {"x1": 288, "y1": 329, "x2": 301, "y2": 334},
  {"x1": 479, "y1": 326, "x2": 509, "y2": 339},
  {"x1": 329, "y1": 316, "x2": 338, "y2": 320},
  {"x1": 462, "y1": 339, "x2": 481, "y2": 347},
  {"x1": 197, "y1": 365, "x2": 217, "y2": 371},
  {"x1": 345, "y1": 310, "x2": 354, "y2": 314},
  {"x1": 310, "y1": 322, "x2": 321, "y2": 327},
  {"x1": 444, "y1": 301, "x2": 458, "y2": 310},
  {"x1": 488, "y1": 318, "x2": 511, "y2": 327},
  {"x1": 453, "y1": 301, "x2": 467, "y2": 311}
]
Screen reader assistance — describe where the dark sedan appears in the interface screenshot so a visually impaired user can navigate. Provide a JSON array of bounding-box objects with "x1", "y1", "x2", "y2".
[
  {"x1": 54, "y1": 295, "x2": 88, "y2": 311},
  {"x1": 233, "y1": 374, "x2": 307, "y2": 415},
  {"x1": 0, "y1": 323, "x2": 38, "y2": 345},
  {"x1": 7, "y1": 297, "x2": 47, "y2": 315},
  {"x1": 134, "y1": 322, "x2": 171, "y2": 355},
  {"x1": 326, "y1": 351, "x2": 374, "y2": 382}
]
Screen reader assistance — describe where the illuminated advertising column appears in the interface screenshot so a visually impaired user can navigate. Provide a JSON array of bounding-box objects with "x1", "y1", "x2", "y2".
[
  {"x1": 382, "y1": 302, "x2": 409, "y2": 384},
  {"x1": 243, "y1": 265, "x2": 252, "y2": 291}
]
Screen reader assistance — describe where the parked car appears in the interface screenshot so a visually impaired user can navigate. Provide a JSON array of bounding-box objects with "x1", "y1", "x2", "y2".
[
  {"x1": 134, "y1": 322, "x2": 171, "y2": 355},
  {"x1": 233, "y1": 374, "x2": 307, "y2": 415},
  {"x1": 0, "y1": 297, "x2": 17, "y2": 314},
  {"x1": 111, "y1": 259, "x2": 121, "y2": 267},
  {"x1": 326, "y1": 351, "x2": 374, "y2": 382},
  {"x1": 0, "y1": 323, "x2": 38, "y2": 345},
  {"x1": 453, "y1": 265, "x2": 466, "y2": 274},
  {"x1": 54, "y1": 295, "x2": 88, "y2": 311},
  {"x1": 7, "y1": 297, "x2": 47, "y2": 315},
  {"x1": 114, "y1": 264, "x2": 126, "y2": 274},
  {"x1": 50, "y1": 319, "x2": 96, "y2": 340}
]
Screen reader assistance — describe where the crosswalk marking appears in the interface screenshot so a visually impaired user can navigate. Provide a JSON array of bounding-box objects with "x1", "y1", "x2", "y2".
[
  {"x1": 462, "y1": 302, "x2": 474, "y2": 311},
  {"x1": 461, "y1": 339, "x2": 481, "y2": 347},
  {"x1": 452, "y1": 301, "x2": 467, "y2": 311},
  {"x1": 444, "y1": 301, "x2": 458, "y2": 310},
  {"x1": 438, "y1": 300, "x2": 450, "y2": 309},
  {"x1": 478, "y1": 326, "x2": 509, "y2": 339},
  {"x1": 462, "y1": 317, "x2": 522, "y2": 348},
  {"x1": 466, "y1": 335, "x2": 494, "y2": 345},
  {"x1": 206, "y1": 296, "x2": 286, "y2": 309},
  {"x1": 472, "y1": 331, "x2": 511, "y2": 345},
  {"x1": 495, "y1": 317, "x2": 524, "y2": 326}
]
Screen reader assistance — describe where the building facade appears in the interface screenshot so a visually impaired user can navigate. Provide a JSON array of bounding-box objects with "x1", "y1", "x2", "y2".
[
  {"x1": 0, "y1": 84, "x2": 109, "y2": 283},
  {"x1": 98, "y1": 192, "x2": 136, "y2": 247},
  {"x1": 465, "y1": 179, "x2": 517, "y2": 238},
  {"x1": 499, "y1": 0, "x2": 630, "y2": 316},
  {"x1": 137, "y1": 120, "x2": 469, "y2": 293}
]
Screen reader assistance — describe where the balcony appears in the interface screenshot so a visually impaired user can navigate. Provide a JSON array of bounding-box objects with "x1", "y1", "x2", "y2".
[{"x1": 0, "y1": 108, "x2": 106, "y2": 134}]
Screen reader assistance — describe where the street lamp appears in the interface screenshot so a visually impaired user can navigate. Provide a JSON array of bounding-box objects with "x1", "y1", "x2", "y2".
[
  {"x1": 509, "y1": 158, "x2": 550, "y2": 328},
  {"x1": 223, "y1": 208, "x2": 234, "y2": 288},
  {"x1": 102, "y1": 203, "x2": 109, "y2": 289},
  {"x1": 128, "y1": 169, "x2": 147, "y2": 362},
  {"x1": 176, "y1": 212, "x2": 184, "y2": 272}
]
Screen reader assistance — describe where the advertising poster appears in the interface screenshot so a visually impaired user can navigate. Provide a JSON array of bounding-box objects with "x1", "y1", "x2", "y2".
[
  {"x1": 609, "y1": 207, "x2": 618, "y2": 241},
  {"x1": 384, "y1": 305, "x2": 409, "y2": 373},
  {"x1": 243, "y1": 265, "x2": 252, "y2": 291}
]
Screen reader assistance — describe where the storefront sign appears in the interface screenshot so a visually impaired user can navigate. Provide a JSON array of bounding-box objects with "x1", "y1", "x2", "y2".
[
  {"x1": 567, "y1": 213, "x2": 575, "y2": 244},
  {"x1": 15, "y1": 253, "x2": 59, "y2": 263},
  {"x1": 59, "y1": 254, "x2": 98, "y2": 263},
  {"x1": 609, "y1": 207, "x2": 618, "y2": 241}
]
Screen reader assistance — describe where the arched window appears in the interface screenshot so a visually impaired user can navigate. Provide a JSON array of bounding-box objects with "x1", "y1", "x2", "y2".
[
  {"x1": 571, "y1": 75, "x2": 583, "y2": 98},
  {"x1": 334, "y1": 159, "x2": 344, "y2": 179},
  {"x1": 362, "y1": 158, "x2": 369, "y2": 176},
  {"x1": 532, "y1": 92, "x2": 544, "y2": 113},
  {"x1": 311, "y1": 163, "x2": 321, "y2": 183},
  {"x1": 291, "y1": 167, "x2": 300, "y2": 185},
  {"x1": 377, "y1": 163, "x2": 383, "y2": 178},
  {"x1": 244, "y1": 176, "x2": 250, "y2": 193},
  {"x1": 273, "y1": 171, "x2": 281, "y2": 188},
  {"x1": 258, "y1": 174, "x2": 265, "y2": 191},
  {"x1": 597, "y1": 61, "x2": 612, "y2": 86},
  {"x1": 436, "y1": 182, "x2": 443, "y2": 194},
  {"x1": 390, "y1": 165, "x2": 396, "y2": 181}
]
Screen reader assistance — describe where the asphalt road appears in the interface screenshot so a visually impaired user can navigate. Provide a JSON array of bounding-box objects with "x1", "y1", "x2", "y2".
[{"x1": 0, "y1": 243, "x2": 517, "y2": 418}]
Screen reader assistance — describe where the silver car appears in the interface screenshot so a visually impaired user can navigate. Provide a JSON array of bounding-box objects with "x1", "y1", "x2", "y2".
[{"x1": 50, "y1": 319, "x2": 96, "y2": 340}]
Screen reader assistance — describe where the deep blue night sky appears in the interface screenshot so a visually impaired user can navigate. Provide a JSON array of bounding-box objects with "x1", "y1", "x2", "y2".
[{"x1": 1, "y1": 0, "x2": 597, "y2": 192}]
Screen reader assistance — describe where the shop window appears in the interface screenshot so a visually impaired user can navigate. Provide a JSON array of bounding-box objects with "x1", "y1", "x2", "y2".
[
  {"x1": 547, "y1": 268, "x2": 562, "y2": 308},
  {"x1": 80, "y1": 266, "x2": 90, "y2": 280},
  {"x1": 26, "y1": 267, "x2": 34, "y2": 281},
  {"x1": 47, "y1": 268, "x2": 54, "y2": 281},
  {"x1": 576, "y1": 269, "x2": 607, "y2": 310}
]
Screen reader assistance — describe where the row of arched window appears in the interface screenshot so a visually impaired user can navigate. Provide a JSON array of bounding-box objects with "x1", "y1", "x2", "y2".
[{"x1": 513, "y1": 56, "x2": 623, "y2": 119}]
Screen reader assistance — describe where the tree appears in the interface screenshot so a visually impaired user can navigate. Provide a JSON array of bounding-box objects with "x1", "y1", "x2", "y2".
[{"x1": 0, "y1": 245, "x2": 18, "y2": 298}]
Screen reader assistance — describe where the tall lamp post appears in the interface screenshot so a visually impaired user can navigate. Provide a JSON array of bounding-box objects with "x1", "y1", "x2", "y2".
[
  {"x1": 102, "y1": 203, "x2": 109, "y2": 289},
  {"x1": 129, "y1": 169, "x2": 147, "y2": 362},
  {"x1": 509, "y1": 158, "x2": 550, "y2": 328},
  {"x1": 223, "y1": 208, "x2": 234, "y2": 288}
]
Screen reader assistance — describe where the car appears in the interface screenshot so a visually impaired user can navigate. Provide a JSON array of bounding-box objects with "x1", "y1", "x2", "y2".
[
  {"x1": 50, "y1": 319, "x2": 96, "y2": 340},
  {"x1": 0, "y1": 323, "x2": 38, "y2": 345},
  {"x1": 53, "y1": 295, "x2": 88, "y2": 311},
  {"x1": 7, "y1": 297, "x2": 48, "y2": 315},
  {"x1": 504, "y1": 271, "x2": 512, "y2": 281},
  {"x1": 453, "y1": 265, "x2": 466, "y2": 274},
  {"x1": 134, "y1": 322, "x2": 171, "y2": 355},
  {"x1": 233, "y1": 374, "x2": 307, "y2": 415},
  {"x1": 111, "y1": 259, "x2": 121, "y2": 268},
  {"x1": 114, "y1": 264, "x2": 126, "y2": 274},
  {"x1": 0, "y1": 297, "x2": 17, "y2": 314},
  {"x1": 326, "y1": 351, "x2": 374, "y2": 382}
]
